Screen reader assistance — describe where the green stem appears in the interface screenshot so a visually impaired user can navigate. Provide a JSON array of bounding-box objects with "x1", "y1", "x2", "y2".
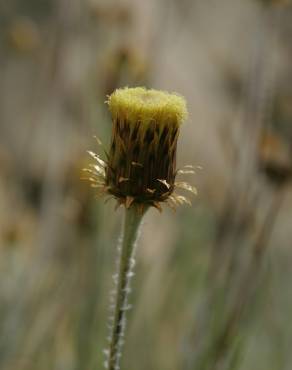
[{"x1": 106, "y1": 206, "x2": 147, "y2": 370}]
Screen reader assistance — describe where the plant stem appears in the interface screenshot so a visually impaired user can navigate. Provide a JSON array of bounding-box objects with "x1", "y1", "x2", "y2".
[{"x1": 106, "y1": 206, "x2": 146, "y2": 370}]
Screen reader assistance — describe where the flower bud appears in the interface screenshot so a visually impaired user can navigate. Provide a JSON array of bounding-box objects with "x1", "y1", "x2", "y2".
[
  {"x1": 84, "y1": 87, "x2": 197, "y2": 211},
  {"x1": 106, "y1": 87, "x2": 187, "y2": 209}
]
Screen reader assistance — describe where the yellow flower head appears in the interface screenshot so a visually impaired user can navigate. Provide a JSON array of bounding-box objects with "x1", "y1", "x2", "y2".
[
  {"x1": 108, "y1": 87, "x2": 187, "y2": 127},
  {"x1": 84, "y1": 87, "x2": 197, "y2": 212}
]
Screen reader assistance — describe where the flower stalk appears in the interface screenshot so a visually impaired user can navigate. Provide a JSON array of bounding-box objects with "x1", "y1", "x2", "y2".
[{"x1": 106, "y1": 206, "x2": 147, "y2": 370}]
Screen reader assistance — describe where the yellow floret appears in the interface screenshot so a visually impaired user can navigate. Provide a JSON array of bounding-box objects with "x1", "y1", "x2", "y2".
[{"x1": 107, "y1": 87, "x2": 188, "y2": 126}]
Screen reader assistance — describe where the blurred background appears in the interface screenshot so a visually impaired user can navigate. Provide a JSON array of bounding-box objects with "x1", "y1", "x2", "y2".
[{"x1": 1, "y1": 0, "x2": 292, "y2": 369}]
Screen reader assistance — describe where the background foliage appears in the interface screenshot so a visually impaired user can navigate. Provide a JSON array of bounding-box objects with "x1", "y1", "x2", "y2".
[{"x1": 1, "y1": 1, "x2": 292, "y2": 369}]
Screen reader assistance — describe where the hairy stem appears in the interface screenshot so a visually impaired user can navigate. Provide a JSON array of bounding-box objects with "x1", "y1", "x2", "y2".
[{"x1": 106, "y1": 207, "x2": 146, "y2": 370}]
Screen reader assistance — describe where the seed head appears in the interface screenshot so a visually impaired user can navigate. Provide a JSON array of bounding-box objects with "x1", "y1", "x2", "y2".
[{"x1": 84, "y1": 87, "x2": 197, "y2": 212}]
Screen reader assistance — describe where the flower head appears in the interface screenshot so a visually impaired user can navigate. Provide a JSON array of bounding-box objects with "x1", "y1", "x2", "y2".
[{"x1": 84, "y1": 87, "x2": 197, "y2": 212}]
